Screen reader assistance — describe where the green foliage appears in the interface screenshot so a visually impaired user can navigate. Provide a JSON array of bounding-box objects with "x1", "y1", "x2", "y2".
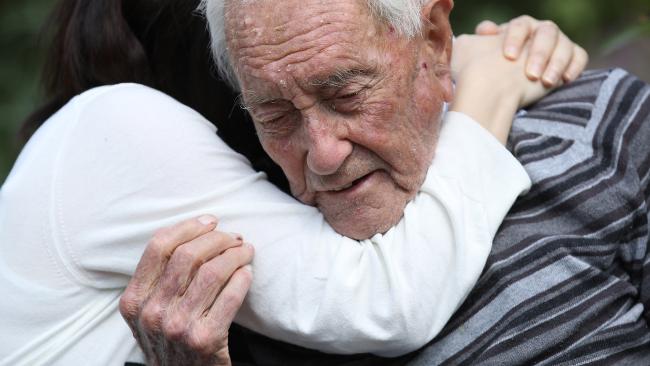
[
  {"x1": 0, "y1": 0, "x2": 649, "y2": 183},
  {"x1": 0, "y1": 0, "x2": 54, "y2": 183},
  {"x1": 451, "y1": 0, "x2": 649, "y2": 46}
]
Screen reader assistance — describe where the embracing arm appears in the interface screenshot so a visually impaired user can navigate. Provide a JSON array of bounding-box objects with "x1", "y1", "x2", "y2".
[{"x1": 70, "y1": 85, "x2": 525, "y2": 357}]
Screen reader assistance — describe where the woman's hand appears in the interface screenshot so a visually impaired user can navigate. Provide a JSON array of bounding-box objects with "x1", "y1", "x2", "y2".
[
  {"x1": 475, "y1": 15, "x2": 589, "y2": 86},
  {"x1": 119, "y1": 215, "x2": 254, "y2": 366},
  {"x1": 450, "y1": 17, "x2": 588, "y2": 145},
  {"x1": 451, "y1": 34, "x2": 549, "y2": 144}
]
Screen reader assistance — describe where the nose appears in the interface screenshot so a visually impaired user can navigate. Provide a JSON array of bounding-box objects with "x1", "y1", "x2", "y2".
[{"x1": 304, "y1": 114, "x2": 353, "y2": 176}]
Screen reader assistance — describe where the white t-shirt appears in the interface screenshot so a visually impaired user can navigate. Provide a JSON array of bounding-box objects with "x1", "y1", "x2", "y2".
[{"x1": 0, "y1": 84, "x2": 530, "y2": 365}]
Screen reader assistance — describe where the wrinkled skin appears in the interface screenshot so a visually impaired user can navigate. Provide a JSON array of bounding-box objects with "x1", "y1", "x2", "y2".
[{"x1": 227, "y1": 0, "x2": 454, "y2": 239}]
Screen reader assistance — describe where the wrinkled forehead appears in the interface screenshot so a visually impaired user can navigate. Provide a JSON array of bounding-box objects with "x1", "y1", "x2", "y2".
[
  {"x1": 225, "y1": 0, "x2": 372, "y2": 38},
  {"x1": 224, "y1": 0, "x2": 380, "y2": 69}
]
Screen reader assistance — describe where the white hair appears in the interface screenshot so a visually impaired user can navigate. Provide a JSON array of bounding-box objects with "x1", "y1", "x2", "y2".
[{"x1": 198, "y1": 0, "x2": 428, "y2": 91}]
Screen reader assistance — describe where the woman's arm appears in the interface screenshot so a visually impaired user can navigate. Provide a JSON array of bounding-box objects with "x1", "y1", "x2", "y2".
[{"x1": 73, "y1": 87, "x2": 526, "y2": 356}]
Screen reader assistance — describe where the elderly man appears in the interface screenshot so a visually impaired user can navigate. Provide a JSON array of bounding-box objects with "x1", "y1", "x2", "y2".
[
  {"x1": 123, "y1": 0, "x2": 650, "y2": 364},
  {"x1": 208, "y1": 0, "x2": 528, "y2": 239}
]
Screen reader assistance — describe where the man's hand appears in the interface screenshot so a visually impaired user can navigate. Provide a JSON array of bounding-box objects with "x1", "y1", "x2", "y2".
[
  {"x1": 475, "y1": 15, "x2": 589, "y2": 86},
  {"x1": 119, "y1": 215, "x2": 254, "y2": 366}
]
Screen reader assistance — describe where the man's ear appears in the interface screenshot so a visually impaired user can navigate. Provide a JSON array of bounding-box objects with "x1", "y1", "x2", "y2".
[
  {"x1": 422, "y1": 0, "x2": 453, "y2": 58},
  {"x1": 422, "y1": 0, "x2": 454, "y2": 101}
]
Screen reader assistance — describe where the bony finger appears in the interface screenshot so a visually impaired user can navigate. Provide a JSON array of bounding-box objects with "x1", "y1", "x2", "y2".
[
  {"x1": 178, "y1": 244, "x2": 254, "y2": 316},
  {"x1": 141, "y1": 215, "x2": 219, "y2": 274},
  {"x1": 119, "y1": 217, "x2": 216, "y2": 323},
  {"x1": 186, "y1": 264, "x2": 251, "y2": 361},
  {"x1": 204, "y1": 265, "x2": 254, "y2": 331},
  {"x1": 181, "y1": 267, "x2": 253, "y2": 360},
  {"x1": 159, "y1": 245, "x2": 248, "y2": 359},
  {"x1": 157, "y1": 231, "x2": 245, "y2": 298},
  {"x1": 163, "y1": 214, "x2": 219, "y2": 244}
]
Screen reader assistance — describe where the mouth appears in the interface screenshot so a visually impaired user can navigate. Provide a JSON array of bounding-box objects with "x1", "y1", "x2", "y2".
[{"x1": 328, "y1": 171, "x2": 378, "y2": 194}]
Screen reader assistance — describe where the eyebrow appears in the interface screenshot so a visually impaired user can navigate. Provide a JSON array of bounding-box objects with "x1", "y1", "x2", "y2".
[
  {"x1": 308, "y1": 67, "x2": 378, "y2": 89},
  {"x1": 240, "y1": 66, "x2": 378, "y2": 111},
  {"x1": 238, "y1": 92, "x2": 280, "y2": 112}
]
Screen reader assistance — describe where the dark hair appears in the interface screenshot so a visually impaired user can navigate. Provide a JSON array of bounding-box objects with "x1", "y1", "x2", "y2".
[{"x1": 22, "y1": 0, "x2": 289, "y2": 191}]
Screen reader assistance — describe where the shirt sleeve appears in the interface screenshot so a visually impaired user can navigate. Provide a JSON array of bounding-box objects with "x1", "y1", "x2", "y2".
[{"x1": 53, "y1": 84, "x2": 530, "y2": 356}]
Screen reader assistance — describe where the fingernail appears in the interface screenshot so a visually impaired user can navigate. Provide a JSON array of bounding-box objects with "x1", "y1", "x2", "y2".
[
  {"x1": 229, "y1": 232, "x2": 243, "y2": 241},
  {"x1": 243, "y1": 264, "x2": 253, "y2": 274},
  {"x1": 505, "y1": 46, "x2": 518, "y2": 59},
  {"x1": 244, "y1": 243, "x2": 256, "y2": 255},
  {"x1": 528, "y1": 61, "x2": 544, "y2": 79},
  {"x1": 563, "y1": 71, "x2": 573, "y2": 82},
  {"x1": 543, "y1": 70, "x2": 559, "y2": 86},
  {"x1": 198, "y1": 215, "x2": 217, "y2": 226}
]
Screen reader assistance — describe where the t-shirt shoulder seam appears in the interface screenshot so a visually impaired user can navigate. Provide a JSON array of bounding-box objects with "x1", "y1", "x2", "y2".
[
  {"x1": 46, "y1": 84, "x2": 181, "y2": 288},
  {"x1": 48, "y1": 98, "x2": 99, "y2": 287}
]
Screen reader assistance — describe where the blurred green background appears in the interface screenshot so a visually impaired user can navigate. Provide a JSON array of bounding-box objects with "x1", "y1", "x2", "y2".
[{"x1": 1, "y1": 0, "x2": 649, "y2": 184}]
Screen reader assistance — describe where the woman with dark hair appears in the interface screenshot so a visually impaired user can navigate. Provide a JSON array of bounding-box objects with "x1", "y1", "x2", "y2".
[
  {"x1": 0, "y1": 0, "x2": 586, "y2": 364},
  {"x1": 20, "y1": 0, "x2": 284, "y2": 187}
]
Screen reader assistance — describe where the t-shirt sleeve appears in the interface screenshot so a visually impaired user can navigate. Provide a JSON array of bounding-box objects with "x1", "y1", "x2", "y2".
[{"x1": 53, "y1": 84, "x2": 530, "y2": 356}]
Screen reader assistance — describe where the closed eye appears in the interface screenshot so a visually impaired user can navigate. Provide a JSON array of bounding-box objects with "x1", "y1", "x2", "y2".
[
  {"x1": 256, "y1": 112, "x2": 299, "y2": 137},
  {"x1": 329, "y1": 88, "x2": 367, "y2": 112},
  {"x1": 260, "y1": 114, "x2": 286, "y2": 123},
  {"x1": 337, "y1": 91, "x2": 361, "y2": 100}
]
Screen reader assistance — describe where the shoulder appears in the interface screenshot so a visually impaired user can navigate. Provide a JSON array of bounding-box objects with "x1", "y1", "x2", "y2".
[
  {"x1": 511, "y1": 68, "x2": 649, "y2": 146},
  {"x1": 509, "y1": 69, "x2": 649, "y2": 181},
  {"x1": 517, "y1": 69, "x2": 648, "y2": 128},
  {"x1": 73, "y1": 83, "x2": 216, "y2": 132},
  {"x1": 77, "y1": 83, "x2": 196, "y2": 112},
  {"x1": 54, "y1": 83, "x2": 243, "y2": 191},
  {"x1": 49, "y1": 85, "x2": 253, "y2": 286},
  {"x1": 62, "y1": 83, "x2": 225, "y2": 163}
]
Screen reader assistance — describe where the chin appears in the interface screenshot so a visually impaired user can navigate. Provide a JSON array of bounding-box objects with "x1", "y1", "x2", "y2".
[{"x1": 323, "y1": 198, "x2": 408, "y2": 240}]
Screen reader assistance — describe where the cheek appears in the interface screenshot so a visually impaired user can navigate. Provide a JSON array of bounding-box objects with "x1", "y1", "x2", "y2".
[
  {"x1": 260, "y1": 136, "x2": 311, "y2": 198},
  {"x1": 410, "y1": 64, "x2": 444, "y2": 145},
  {"x1": 381, "y1": 61, "x2": 443, "y2": 189},
  {"x1": 354, "y1": 100, "x2": 395, "y2": 145}
]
